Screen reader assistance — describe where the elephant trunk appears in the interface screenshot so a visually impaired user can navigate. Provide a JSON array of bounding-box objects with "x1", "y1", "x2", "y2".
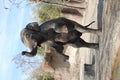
[{"x1": 22, "y1": 46, "x2": 38, "y2": 57}]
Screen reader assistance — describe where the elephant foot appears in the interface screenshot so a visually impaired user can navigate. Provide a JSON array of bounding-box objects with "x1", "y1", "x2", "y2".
[{"x1": 89, "y1": 43, "x2": 99, "y2": 49}]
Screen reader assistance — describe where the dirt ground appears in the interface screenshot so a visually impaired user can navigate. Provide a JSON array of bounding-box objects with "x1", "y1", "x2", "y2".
[
  {"x1": 64, "y1": 0, "x2": 120, "y2": 80},
  {"x1": 64, "y1": 0, "x2": 98, "y2": 80},
  {"x1": 41, "y1": 0, "x2": 120, "y2": 80},
  {"x1": 95, "y1": 0, "x2": 120, "y2": 80}
]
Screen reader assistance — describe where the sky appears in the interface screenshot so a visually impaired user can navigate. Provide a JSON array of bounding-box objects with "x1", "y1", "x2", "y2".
[{"x1": 0, "y1": 0, "x2": 39, "y2": 80}]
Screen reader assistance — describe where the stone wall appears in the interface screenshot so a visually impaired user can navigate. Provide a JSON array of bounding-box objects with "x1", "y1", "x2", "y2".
[{"x1": 96, "y1": 0, "x2": 120, "y2": 80}]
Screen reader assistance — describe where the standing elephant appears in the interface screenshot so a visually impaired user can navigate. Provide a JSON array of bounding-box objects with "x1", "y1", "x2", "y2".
[{"x1": 21, "y1": 17, "x2": 101, "y2": 58}]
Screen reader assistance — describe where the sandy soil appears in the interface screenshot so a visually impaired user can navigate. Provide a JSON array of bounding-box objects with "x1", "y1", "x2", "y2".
[
  {"x1": 65, "y1": 0, "x2": 120, "y2": 80},
  {"x1": 64, "y1": 0, "x2": 99, "y2": 80},
  {"x1": 41, "y1": 0, "x2": 120, "y2": 80},
  {"x1": 95, "y1": 0, "x2": 120, "y2": 80}
]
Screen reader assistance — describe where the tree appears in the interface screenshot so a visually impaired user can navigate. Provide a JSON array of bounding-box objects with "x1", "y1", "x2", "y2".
[
  {"x1": 12, "y1": 54, "x2": 42, "y2": 73},
  {"x1": 28, "y1": 72, "x2": 54, "y2": 80},
  {"x1": 41, "y1": 1, "x2": 84, "y2": 10},
  {"x1": 38, "y1": 4, "x2": 62, "y2": 22},
  {"x1": 5, "y1": 0, "x2": 85, "y2": 10}
]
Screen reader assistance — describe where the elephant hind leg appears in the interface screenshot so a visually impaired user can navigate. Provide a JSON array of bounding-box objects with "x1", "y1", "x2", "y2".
[
  {"x1": 75, "y1": 23, "x2": 102, "y2": 35},
  {"x1": 69, "y1": 38, "x2": 99, "y2": 49}
]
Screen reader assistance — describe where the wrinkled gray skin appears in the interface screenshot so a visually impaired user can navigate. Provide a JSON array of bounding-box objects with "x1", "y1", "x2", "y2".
[{"x1": 21, "y1": 17, "x2": 101, "y2": 58}]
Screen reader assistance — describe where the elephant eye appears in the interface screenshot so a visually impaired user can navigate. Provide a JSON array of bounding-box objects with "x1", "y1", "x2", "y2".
[{"x1": 26, "y1": 34, "x2": 30, "y2": 38}]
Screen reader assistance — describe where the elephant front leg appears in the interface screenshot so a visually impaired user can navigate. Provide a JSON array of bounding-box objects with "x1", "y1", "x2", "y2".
[{"x1": 52, "y1": 42, "x2": 69, "y2": 60}]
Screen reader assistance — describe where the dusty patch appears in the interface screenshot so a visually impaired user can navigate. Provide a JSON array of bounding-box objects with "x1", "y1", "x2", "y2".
[{"x1": 111, "y1": 45, "x2": 120, "y2": 80}]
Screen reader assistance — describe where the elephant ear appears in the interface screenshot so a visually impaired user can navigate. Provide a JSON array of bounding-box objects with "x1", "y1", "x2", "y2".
[
  {"x1": 54, "y1": 21, "x2": 69, "y2": 33},
  {"x1": 54, "y1": 25, "x2": 68, "y2": 33},
  {"x1": 26, "y1": 22, "x2": 40, "y2": 31}
]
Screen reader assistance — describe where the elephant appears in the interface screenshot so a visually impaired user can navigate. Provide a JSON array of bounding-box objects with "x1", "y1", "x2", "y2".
[{"x1": 21, "y1": 17, "x2": 101, "y2": 58}]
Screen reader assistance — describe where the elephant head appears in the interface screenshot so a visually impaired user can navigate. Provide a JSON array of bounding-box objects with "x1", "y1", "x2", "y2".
[
  {"x1": 21, "y1": 28, "x2": 39, "y2": 57},
  {"x1": 21, "y1": 22, "x2": 53, "y2": 57},
  {"x1": 20, "y1": 25, "x2": 47, "y2": 57}
]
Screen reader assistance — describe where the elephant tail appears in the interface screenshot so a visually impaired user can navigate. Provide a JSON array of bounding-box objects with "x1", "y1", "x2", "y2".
[{"x1": 84, "y1": 21, "x2": 95, "y2": 28}]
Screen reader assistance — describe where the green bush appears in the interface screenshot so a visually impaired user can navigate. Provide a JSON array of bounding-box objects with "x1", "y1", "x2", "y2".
[
  {"x1": 39, "y1": 5, "x2": 62, "y2": 22},
  {"x1": 30, "y1": 72, "x2": 54, "y2": 80},
  {"x1": 37, "y1": 44, "x2": 45, "y2": 55},
  {"x1": 37, "y1": 72, "x2": 54, "y2": 80}
]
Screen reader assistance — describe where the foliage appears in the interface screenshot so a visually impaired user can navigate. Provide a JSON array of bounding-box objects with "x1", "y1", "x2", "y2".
[
  {"x1": 37, "y1": 44, "x2": 45, "y2": 55},
  {"x1": 37, "y1": 72, "x2": 54, "y2": 80},
  {"x1": 31, "y1": 0, "x2": 67, "y2": 22},
  {"x1": 12, "y1": 54, "x2": 42, "y2": 73},
  {"x1": 38, "y1": 4, "x2": 62, "y2": 22},
  {"x1": 29, "y1": 72, "x2": 54, "y2": 80}
]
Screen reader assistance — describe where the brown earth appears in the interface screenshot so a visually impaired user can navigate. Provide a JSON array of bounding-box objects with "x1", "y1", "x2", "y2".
[
  {"x1": 40, "y1": 0, "x2": 120, "y2": 80},
  {"x1": 95, "y1": 0, "x2": 120, "y2": 80}
]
